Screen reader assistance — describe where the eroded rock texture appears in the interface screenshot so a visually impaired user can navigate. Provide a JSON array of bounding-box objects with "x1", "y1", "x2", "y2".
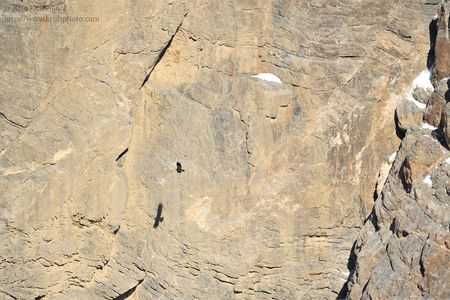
[
  {"x1": 0, "y1": 0, "x2": 444, "y2": 299},
  {"x1": 345, "y1": 3, "x2": 450, "y2": 299},
  {"x1": 345, "y1": 129, "x2": 450, "y2": 299}
]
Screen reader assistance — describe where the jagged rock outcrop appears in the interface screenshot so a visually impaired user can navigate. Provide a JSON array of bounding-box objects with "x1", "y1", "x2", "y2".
[
  {"x1": 443, "y1": 103, "x2": 450, "y2": 147},
  {"x1": 0, "y1": 0, "x2": 445, "y2": 299},
  {"x1": 413, "y1": 87, "x2": 432, "y2": 104},
  {"x1": 424, "y1": 78, "x2": 449, "y2": 126},
  {"x1": 344, "y1": 129, "x2": 450, "y2": 299},
  {"x1": 434, "y1": 1, "x2": 450, "y2": 83},
  {"x1": 396, "y1": 100, "x2": 423, "y2": 133},
  {"x1": 344, "y1": 3, "x2": 450, "y2": 299}
]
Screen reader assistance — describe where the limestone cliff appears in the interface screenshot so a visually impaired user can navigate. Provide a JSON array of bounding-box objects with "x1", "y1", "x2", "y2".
[
  {"x1": 344, "y1": 3, "x2": 450, "y2": 299},
  {"x1": 0, "y1": 0, "x2": 447, "y2": 299}
]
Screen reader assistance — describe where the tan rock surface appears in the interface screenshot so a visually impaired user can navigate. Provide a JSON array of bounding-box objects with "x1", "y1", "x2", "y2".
[
  {"x1": 424, "y1": 91, "x2": 447, "y2": 127},
  {"x1": 443, "y1": 102, "x2": 450, "y2": 148},
  {"x1": 345, "y1": 130, "x2": 450, "y2": 300},
  {"x1": 424, "y1": 78, "x2": 449, "y2": 127},
  {"x1": 0, "y1": 0, "x2": 443, "y2": 299},
  {"x1": 434, "y1": 2, "x2": 450, "y2": 82},
  {"x1": 396, "y1": 99, "x2": 424, "y2": 133},
  {"x1": 345, "y1": 4, "x2": 450, "y2": 298}
]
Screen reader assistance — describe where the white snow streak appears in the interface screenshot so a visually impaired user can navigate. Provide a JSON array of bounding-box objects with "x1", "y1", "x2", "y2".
[
  {"x1": 252, "y1": 73, "x2": 282, "y2": 84},
  {"x1": 423, "y1": 175, "x2": 433, "y2": 187},
  {"x1": 388, "y1": 151, "x2": 397, "y2": 163},
  {"x1": 406, "y1": 70, "x2": 434, "y2": 109},
  {"x1": 421, "y1": 123, "x2": 437, "y2": 130}
]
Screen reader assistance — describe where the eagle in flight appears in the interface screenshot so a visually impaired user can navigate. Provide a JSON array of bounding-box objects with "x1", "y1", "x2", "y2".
[{"x1": 176, "y1": 161, "x2": 185, "y2": 173}]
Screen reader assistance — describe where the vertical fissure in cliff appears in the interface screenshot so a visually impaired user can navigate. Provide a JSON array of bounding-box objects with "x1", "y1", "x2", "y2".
[{"x1": 139, "y1": 16, "x2": 186, "y2": 90}]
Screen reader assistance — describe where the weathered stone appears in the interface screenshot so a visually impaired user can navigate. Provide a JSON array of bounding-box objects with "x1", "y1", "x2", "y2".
[
  {"x1": 413, "y1": 86, "x2": 432, "y2": 104},
  {"x1": 401, "y1": 134, "x2": 445, "y2": 190},
  {"x1": 395, "y1": 99, "x2": 424, "y2": 132},
  {"x1": 434, "y1": 2, "x2": 450, "y2": 82},
  {"x1": 443, "y1": 103, "x2": 450, "y2": 149},
  {"x1": 345, "y1": 124, "x2": 450, "y2": 300},
  {"x1": 424, "y1": 91, "x2": 447, "y2": 127},
  {"x1": 435, "y1": 77, "x2": 450, "y2": 96},
  {"x1": 0, "y1": 0, "x2": 445, "y2": 299}
]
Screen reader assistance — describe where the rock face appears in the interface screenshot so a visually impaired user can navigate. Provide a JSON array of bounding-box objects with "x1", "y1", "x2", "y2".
[
  {"x1": 396, "y1": 100, "x2": 423, "y2": 133},
  {"x1": 345, "y1": 130, "x2": 450, "y2": 299},
  {"x1": 0, "y1": 0, "x2": 446, "y2": 299},
  {"x1": 424, "y1": 89, "x2": 447, "y2": 127},
  {"x1": 443, "y1": 103, "x2": 450, "y2": 147},
  {"x1": 424, "y1": 78, "x2": 449, "y2": 126},
  {"x1": 344, "y1": 3, "x2": 450, "y2": 299},
  {"x1": 434, "y1": 1, "x2": 450, "y2": 83},
  {"x1": 413, "y1": 86, "x2": 432, "y2": 104}
]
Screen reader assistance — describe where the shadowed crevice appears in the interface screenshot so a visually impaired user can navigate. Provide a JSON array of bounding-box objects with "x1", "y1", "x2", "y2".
[
  {"x1": 116, "y1": 148, "x2": 129, "y2": 161},
  {"x1": 394, "y1": 110, "x2": 406, "y2": 140},
  {"x1": 113, "y1": 279, "x2": 145, "y2": 300},
  {"x1": 427, "y1": 19, "x2": 438, "y2": 70},
  {"x1": 336, "y1": 241, "x2": 357, "y2": 299},
  {"x1": 139, "y1": 17, "x2": 185, "y2": 90}
]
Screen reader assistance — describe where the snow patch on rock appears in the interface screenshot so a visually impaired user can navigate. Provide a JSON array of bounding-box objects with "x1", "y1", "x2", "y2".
[
  {"x1": 406, "y1": 70, "x2": 434, "y2": 109},
  {"x1": 421, "y1": 123, "x2": 438, "y2": 130},
  {"x1": 388, "y1": 151, "x2": 397, "y2": 163},
  {"x1": 252, "y1": 73, "x2": 282, "y2": 84},
  {"x1": 423, "y1": 175, "x2": 433, "y2": 187}
]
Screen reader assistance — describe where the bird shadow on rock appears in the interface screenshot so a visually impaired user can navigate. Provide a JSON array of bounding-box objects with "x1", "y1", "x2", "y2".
[{"x1": 153, "y1": 202, "x2": 164, "y2": 228}]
